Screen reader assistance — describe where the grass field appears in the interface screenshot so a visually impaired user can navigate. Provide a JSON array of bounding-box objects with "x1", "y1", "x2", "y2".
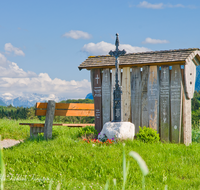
[{"x1": 1, "y1": 119, "x2": 200, "y2": 189}]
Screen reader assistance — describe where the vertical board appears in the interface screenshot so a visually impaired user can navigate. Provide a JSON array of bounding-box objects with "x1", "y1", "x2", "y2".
[
  {"x1": 184, "y1": 59, "x2": 196, "y2": 99},
  {"x1": 91, "y1": 69, "x2": 102, "y2": 132},
  {"x1": 131, "y1": 67, "x2": 141, "y2": 134},
  {"x1": 111, "y1": 68, "x2": 121, "y2": 121},
  {"x1": 121, "y1": 67, "x2": 131, "y2": 121},
  {"x1": 160, "y1": 65, "x2": 170, "y2": 142},
  {"x1": 170, "y1": 65, "x2": 182, "y2": 143},
  {"x1": 182, "y1": 69, "x2": 192, "y2": 146},
  {"x1": 141, "y1": 66, "x2": 149, "y2": 128},
  {"x1": 148, "y1": 66, "x2": 159, "y2": 132},
  {"x1": 102, "y1": 69, "x2": 111, "y2": 126}
]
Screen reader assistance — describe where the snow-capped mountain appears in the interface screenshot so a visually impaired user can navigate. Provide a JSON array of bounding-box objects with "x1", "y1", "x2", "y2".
[{"x1": 0, "y1": 93, "x2": 67, "y2": 107}]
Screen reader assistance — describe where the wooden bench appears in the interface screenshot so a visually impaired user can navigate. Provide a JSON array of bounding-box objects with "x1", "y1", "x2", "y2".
[{"x1": 19, "y1": 100, "x2": 95, "y2": 139}]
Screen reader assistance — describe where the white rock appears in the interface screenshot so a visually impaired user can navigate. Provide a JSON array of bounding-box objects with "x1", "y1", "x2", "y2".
[{"x1": 98, "y1": 122, "x2": 135, "y2": 140}]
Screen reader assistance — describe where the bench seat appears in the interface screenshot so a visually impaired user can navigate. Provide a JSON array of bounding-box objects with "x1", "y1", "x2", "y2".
[{"x1": 19, "y1": 101, "x2": 95, "y2": 138}]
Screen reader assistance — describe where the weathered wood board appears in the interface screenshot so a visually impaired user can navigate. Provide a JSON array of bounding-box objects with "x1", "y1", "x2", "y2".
[
  {"x1": 102, "y1": 69, "x2": 111, "y2": 126},
  {"x1": 131, "y1": 67, "x2": 141, "y2": 133},
  {"x1": 160, "y1": 65, "x2": 170, "y2": 142},
  {"x1": 121, "y1": 67, "x2": 131, "y2": 122},
  {"x1": 170, "y1": 65, "x2": 182, "y2": 143},
  {"x1": 91, "y1": 69, "x2": 102, "y2": 132},
  {"x1": 182, "y1": 68, "x2": 192, "y2": 146},
  {"x1": 184, "y1": 59, "x2": 196, "y2": 99},
  {"x1": 44, "y1": 100, "x2": 55, "y2": 139},
  {"x1": 141, "y1": 66, "x2": 149, "y2": 128},
  {"x1": 111, "y1": 68, "x2": 121, "y2": 121},
  {"x1": 148, "y1": 66, "x2": 159, "y2": 132}
]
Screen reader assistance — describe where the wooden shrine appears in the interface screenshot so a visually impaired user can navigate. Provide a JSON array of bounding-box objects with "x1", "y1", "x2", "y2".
[{"x1": 79, "y1": 48, "x2": 200, "y2": 145}]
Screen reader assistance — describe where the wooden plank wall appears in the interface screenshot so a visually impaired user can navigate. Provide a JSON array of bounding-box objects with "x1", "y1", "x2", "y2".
[{"x1": 92, "y1": 64, "x2": 194, "y2": 145}]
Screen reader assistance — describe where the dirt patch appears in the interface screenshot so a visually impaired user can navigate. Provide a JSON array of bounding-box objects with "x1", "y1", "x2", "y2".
[{"x1": 0, "y1": 139, "x2": 23, "y2": 149}]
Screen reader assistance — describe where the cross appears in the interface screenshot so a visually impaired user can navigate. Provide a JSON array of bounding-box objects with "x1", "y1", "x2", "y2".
[
  {"x1": 105, "y1": 72, "x2": 108, "y2": 82},
  {"x1": 109, "y1": 33, "x2": 126, "y2": 122},
  {"x1": 95, "y1": 74, "x2": 99, "y2": 84},
  {"x1": 175, "y1": 70, "x2": 177, "y2": 77},
  {"x1": 163, "y1": 69, "x2": 166, "y2": 78}
]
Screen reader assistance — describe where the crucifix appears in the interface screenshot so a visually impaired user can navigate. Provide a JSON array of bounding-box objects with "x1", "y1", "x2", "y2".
[
  {"x1": 109, "y1": 33, "x2": 126, "y2": 122},
  {"x1": 163, "y1": 69, "x2": 166, "y2": 78}
]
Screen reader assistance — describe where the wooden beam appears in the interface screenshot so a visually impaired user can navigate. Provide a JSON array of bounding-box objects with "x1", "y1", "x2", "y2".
[
  {"x1": 36, "y1": 103, "x2": 94, "y2": 110},
  {"x1": 35, "y1": 109, "x2": 95, "y2": 116}
]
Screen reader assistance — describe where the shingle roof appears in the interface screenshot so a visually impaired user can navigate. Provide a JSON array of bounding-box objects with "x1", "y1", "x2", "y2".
[{"x1": 79, "y1": 48, "x2": 200, "y2": 70}]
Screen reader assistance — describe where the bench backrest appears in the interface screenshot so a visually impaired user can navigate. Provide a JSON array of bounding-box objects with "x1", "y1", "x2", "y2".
[{"x1": 35, "y1": 103, "x2": 95, "y2": 117}]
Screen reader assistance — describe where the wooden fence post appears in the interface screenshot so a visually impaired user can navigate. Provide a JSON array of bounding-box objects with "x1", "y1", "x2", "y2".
[{"x1": 44, "y1": 100, "x2": 55, "y2": 139}]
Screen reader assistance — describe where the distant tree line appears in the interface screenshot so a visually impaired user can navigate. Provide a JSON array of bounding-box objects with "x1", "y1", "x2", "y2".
[
  {"x1": 0, "y1": 99, "x2": 94, "y2": 123},
  {"x1": 192, "y1": 91, "x2": 200, "y2": 124}
]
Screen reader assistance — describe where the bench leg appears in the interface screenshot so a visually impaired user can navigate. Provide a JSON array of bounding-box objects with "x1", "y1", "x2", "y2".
[{"x1": 30, "y1": 127, "x2": 44, "y2": 138}]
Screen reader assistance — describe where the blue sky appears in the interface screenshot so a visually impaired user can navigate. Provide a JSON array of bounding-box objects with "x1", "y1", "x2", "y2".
[{"x1": 0, "y1": 0, "x2": 199, "y2": 100}]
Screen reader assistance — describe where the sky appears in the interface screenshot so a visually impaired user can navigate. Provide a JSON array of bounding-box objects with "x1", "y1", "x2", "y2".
[{"x1": 0, "y1": 0, "x2": 199, "y2": 100}]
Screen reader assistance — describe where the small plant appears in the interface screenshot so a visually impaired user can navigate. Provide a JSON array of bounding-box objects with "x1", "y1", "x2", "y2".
[
  {"x1": 78, "y1": 126, "x2": 98, "y2": 139},
  {"x1": 136, "y1": 126, "x2": 160, "y2": 143}
]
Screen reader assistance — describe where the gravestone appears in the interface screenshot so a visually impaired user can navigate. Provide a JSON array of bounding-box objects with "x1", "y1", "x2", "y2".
[
  {"x1": 170, "y1": 65, "x2": 182, "y2": 143},
  {"x1": 121, "y1": 67, "x2": 131, "y2": 121},
  {"x1": 148, "y1": 66, "x2": 159, "y2": 132},
  {"x1": 91, "y1": 69, "x2": 102, "y2": 132},
  {"x1": 131, "y1": 67, "x2": 141, "y2": 134},
  {"x1": 141, "y1": 66, "x2": 149, "y2": 128},
  {"x1": 102, "y1": 69, "x2": 111, "y2": 125},
  {"x1": 160, "y1": 65, "x2": 170, "y2": 142}
]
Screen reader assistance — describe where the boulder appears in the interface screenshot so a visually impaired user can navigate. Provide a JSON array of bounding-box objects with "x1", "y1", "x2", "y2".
[{"x1": 98, "y1": 122, "x2": 135, "y2": 140}]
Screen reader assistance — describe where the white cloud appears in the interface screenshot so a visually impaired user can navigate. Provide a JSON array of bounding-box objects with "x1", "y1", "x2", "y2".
[
  {"x1": 63, "y1": 30, "x2": 92, "y2": 39},
  {"x1": 0, "y1": 53, "x2": 91, "y2": 99},
  {"x1": 4, "y1": 43, "x2": 25, "y2": 56},
  {"x1": 137, "y1": 1, "x2": 185, "y2": 9},
  {"x1": 142, "y1": 37, "x2": 169, "y2": 44},
  {"x1": 81, "y1": 41, "x2": 151, "y2": 56}
]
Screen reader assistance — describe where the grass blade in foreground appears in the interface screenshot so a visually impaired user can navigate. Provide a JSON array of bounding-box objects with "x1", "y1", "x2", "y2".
[
  {"x1": 0, "y1": 136, "x2": 5, "y2": 190},
  {"x1": 123, "y1": 143, "x2": 129, "y2": 190},
  {"x1": 129, "y1": 151, "x2": 149, "y2": 190}
]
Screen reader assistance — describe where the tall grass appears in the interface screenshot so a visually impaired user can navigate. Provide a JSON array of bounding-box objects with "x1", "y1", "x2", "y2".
[{"x1": 1, "y1": 119, "x2": 200, "y2": 189}]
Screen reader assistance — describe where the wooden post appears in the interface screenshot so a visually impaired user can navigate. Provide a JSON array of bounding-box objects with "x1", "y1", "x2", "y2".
[
  {"x1": 121, "y1": 67, "x2": 131, "y2": 122},
  {"x1": 182, "y1": 59, "x2": 195, "y2": 145},
  {"x1": 170, "y1": 65, "x2": 182, "y2": 143},
  {"x1": 91, "y1": 69, "x2": 102, "y2": 132},
  {"x1": 148, "y1": 66, "x2": 159, "y2": 132},
  {"x1": 102, "y1": 69, "x2": 111, "y2": 126},
  {"x1": 131, "y1": 67, "x2": 141, "y2": 134},
  {"x1": 160, "y1": 65, "x2": 170, "y2": 142},
  {"x1": 141, "y1": 66, "x2": 149, "y2": 128},
  {"x1": 44, "y1": 100, "x2": 55, "y2": 139}
]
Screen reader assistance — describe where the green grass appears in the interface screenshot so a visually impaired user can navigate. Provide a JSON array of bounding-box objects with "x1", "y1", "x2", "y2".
[{"x1": 1, "y1": 119, "x2": 200, "y2": 189}]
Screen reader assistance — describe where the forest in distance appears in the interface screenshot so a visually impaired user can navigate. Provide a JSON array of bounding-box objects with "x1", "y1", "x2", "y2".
[{"x1": 1, "y1": 93, "x2": 200, "y2": 126}]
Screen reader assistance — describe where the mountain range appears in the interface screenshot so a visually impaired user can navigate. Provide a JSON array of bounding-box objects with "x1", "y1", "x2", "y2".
[{"x1": 0, "y1": 66, "x2": 199, "y2": 108}]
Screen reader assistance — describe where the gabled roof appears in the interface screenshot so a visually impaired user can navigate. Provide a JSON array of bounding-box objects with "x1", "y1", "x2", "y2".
[{"x1": 79, "y1": 48, "x2": 200, "y2": 70}]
